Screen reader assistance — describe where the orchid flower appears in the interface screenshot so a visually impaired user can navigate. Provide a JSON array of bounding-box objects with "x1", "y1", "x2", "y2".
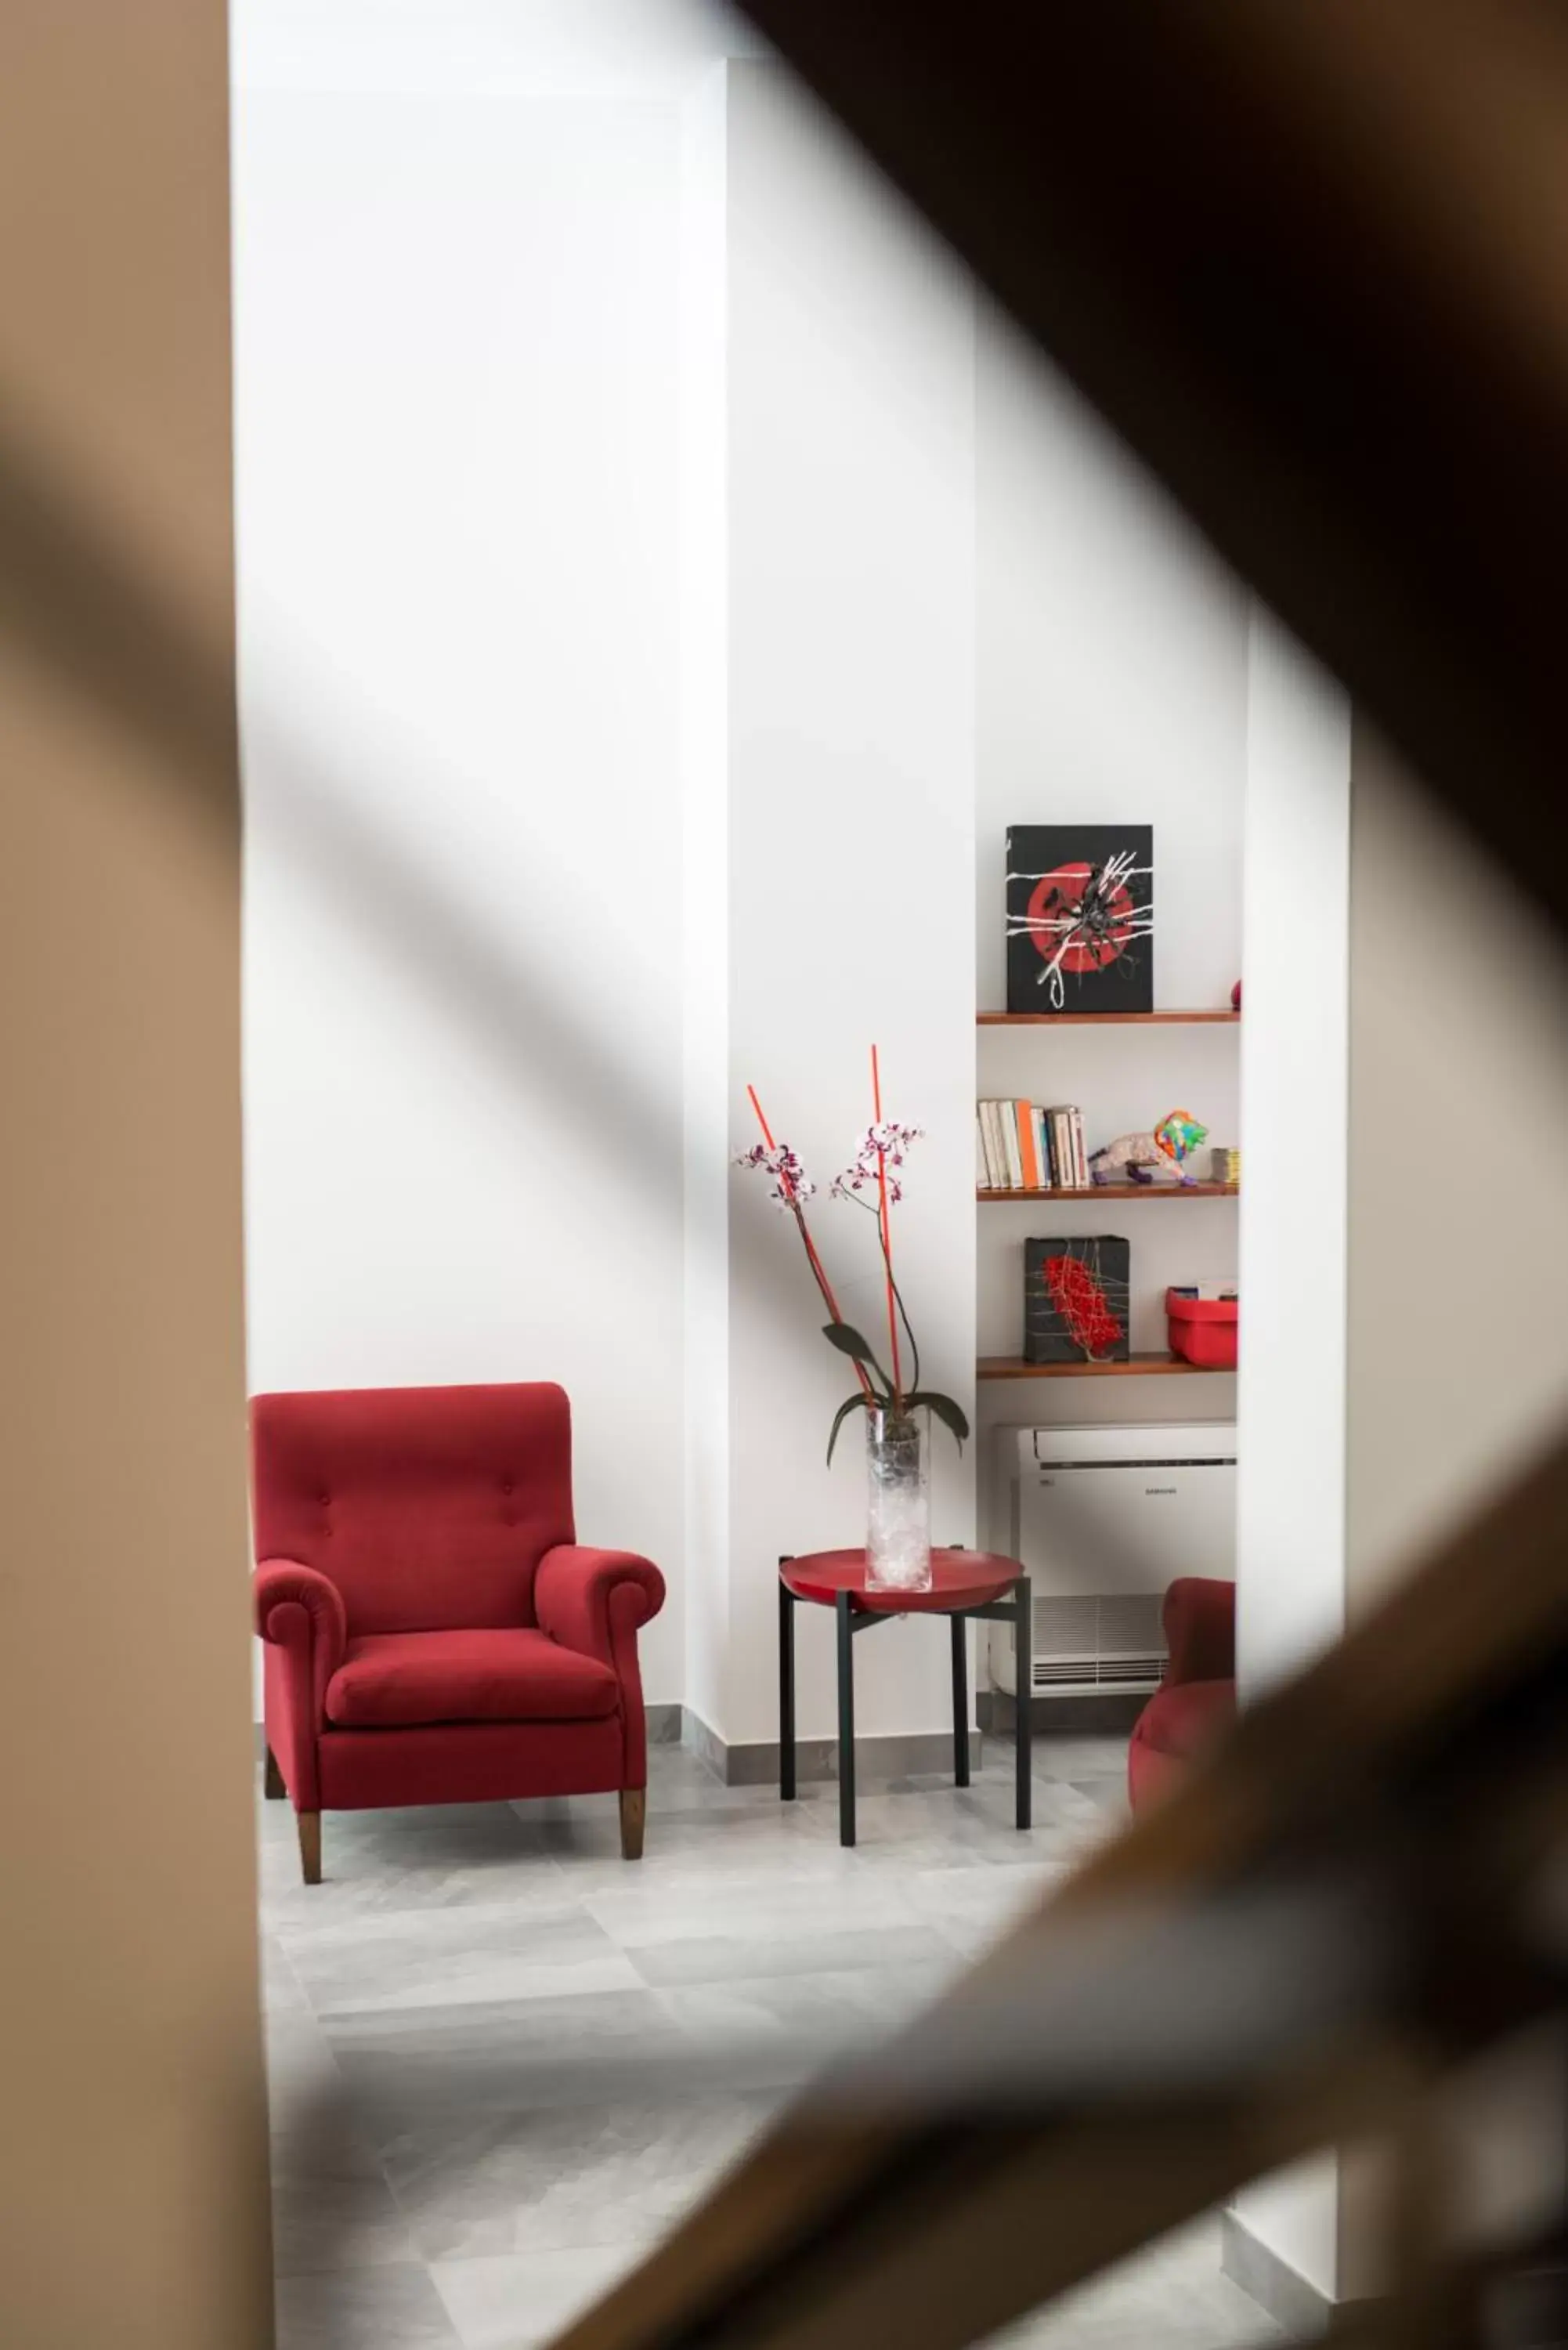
[
  {"x1": 829, "y1": 1121, "x2": 923, "y2": 1206},
  {"x1": 733, "y1": 1141, "x2": 817, "y2": 1212}
]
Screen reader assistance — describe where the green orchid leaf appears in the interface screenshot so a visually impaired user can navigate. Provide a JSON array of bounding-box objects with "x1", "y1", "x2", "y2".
[
  {"x1": 825, "y1": 1392, "x2": 873, "y2": 1466},
  {"x1": 821, "y1": 1322, "x2": 892, "y2": 1396},
  {"x1": 905, "y1": 1390, "x2": 970, "y2": 1452},
  {"x1": 822, "y1": 1321, "x2": 876, "y2": 1363}
]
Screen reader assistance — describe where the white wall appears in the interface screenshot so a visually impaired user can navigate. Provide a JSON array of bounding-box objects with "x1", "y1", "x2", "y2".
[
  {"x1": 234, "y1": 13, "x2": 976, "y2": 1745},
  {"x1": 233, "y1": 22, "x2": 691, "y2": 1698},
  {"x1": 717, "y1": 62, "x2": 978, "y2": 1748},
  {"x1": 1337, "y1": 734, "x2": 1568, "y2": 2298},
  {"x1": 1235, "y1": 617, "x2": 1353, "y2": 1697},
  {"x1": 974, "y1": 308, "x2": 1248, "y2": 1540},
  {"x1": 678, "y1": 60, "x2": 734, "y2": 1744},
  {"x1": 233, "y1": 8, "x2": 1251, "y2": 1759},
  {"x1": 1227, "y1": 611, "x2": 1353, "y2": 2307},
  {"x1": 975, "y1": 308, "x2": 1248, "y2": 1022},
  {"x1": 1228, "y1": 640, "x2": 1568, "y2": 2308},
  {"x1": 1345, "y1": 728, "x2": 1568, "y2": 1613}
]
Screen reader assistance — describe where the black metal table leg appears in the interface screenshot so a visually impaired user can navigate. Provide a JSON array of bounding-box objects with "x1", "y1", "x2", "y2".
[
  {"x1": 951, "y1": 1614, "x2": 970, "y2": 1787},
  {"x1": 779, "y1": 1566, "x2": 796, "y2": 1802},
  {"x1": 1014, "y1": 1574, "x2": 1032, "y2": 1830},
  {"x1": 836, "y1": 1589, "x2": 856, "y2": 1847}
]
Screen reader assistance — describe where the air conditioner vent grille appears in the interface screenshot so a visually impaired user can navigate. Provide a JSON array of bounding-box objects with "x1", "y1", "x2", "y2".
[
  {"x1": 1022, "y1": 1591, "x2": 1167, "y2": 1694},
  {"x1": 1031, "y1": 1654, "x2": 1164, "y2": 1690}
]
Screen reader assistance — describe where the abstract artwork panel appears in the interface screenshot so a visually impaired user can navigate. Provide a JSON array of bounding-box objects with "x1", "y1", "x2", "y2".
[
  {"x1": 1024, "y1": 1235, "x2": 1131, "y2": 1365},
  {"x1": 1006, "y1": 824, "x2": 1154, "y2": 1014}
]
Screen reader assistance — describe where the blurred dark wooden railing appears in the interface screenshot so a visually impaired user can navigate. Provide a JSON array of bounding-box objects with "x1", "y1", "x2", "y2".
[
  {"x1": 737, "y1": 0, "x2": 1568, "y2": 945},
  {"x1": 544, "y1": 6, "x2": 1568, "y2": 2347},
  {"x1": 549, "y1": 1437, "x2": 1568, "y2": 2350},
  {"x1": 5, "y1": 6, "x2": 1567, "y2": 2344}
]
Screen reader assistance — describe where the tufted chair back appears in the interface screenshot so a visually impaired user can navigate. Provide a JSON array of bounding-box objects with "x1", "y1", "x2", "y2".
[{"x1": 251, "y1": 1383, "x2": 575, "y2": 1636}]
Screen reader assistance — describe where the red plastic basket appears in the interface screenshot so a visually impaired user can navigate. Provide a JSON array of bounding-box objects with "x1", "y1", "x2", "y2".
[{"x1": 1165, "y1": 1288, "x2": 1238, "y2": 1370}]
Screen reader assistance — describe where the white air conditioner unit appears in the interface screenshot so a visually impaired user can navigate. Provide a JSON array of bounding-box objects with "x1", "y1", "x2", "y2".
[{"x1": 992, "y1": 1422, "x2": 1237, "y2": 1700}]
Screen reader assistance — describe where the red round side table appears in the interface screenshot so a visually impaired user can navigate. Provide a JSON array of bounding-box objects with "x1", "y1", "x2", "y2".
[{"x1": 778, "y1": 1548, "x2": 1031, "y2": 1848}]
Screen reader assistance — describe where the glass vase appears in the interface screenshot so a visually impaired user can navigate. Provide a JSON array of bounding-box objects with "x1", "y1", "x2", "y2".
[{"x1": 865, "y1": 1408, "x2": 932, "y2": 1592}]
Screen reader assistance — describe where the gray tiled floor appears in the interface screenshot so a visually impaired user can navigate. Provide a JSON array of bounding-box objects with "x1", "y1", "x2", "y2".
[{"x1": 260, "y1": 1737, "x2": 1277, "y2": 2349}]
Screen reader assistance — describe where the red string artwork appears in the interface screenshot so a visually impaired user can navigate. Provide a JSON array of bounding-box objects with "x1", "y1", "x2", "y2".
[{"x1": 1043, "y1": 1253, "x2": 1125, "y2": 1360}]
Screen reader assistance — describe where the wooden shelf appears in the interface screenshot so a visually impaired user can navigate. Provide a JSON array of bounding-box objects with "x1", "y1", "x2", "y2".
[
  {"x1": 977, "y1": 1010, "x2": 1238, "y2": 1027},
  {"x1": 977, "y1": 1181, "x2": 1237, "y2": 1202},
  {"x1": 978, "y1": 1352, "x2": 1233, "y2": 1380}
]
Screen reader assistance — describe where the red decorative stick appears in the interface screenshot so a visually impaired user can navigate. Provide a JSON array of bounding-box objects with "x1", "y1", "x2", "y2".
[
  {"x1": 870, "y1": 1044, "x2": 902, "y2": 1408},
  {"x1": 746, "y1": 1084, "x2": 875, "y2": 1399}
]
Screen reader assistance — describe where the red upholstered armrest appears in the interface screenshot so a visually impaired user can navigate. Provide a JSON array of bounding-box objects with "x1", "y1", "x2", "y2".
[
  {"x1": 1162, "y1": 1576, "x2": 1235, "y2": 1687},
  {"x1": 254, "y1": 1559, "x2": 347, "y2": 1799},
  {"x1": 255, "y1": 1558, "x2": 346, "y2": 1673},
  {"x1": 534, "y1": 1546, "x2": 665, "y2": 1672}
]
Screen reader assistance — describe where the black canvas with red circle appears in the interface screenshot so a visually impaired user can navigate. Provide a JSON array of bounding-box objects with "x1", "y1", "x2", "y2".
[{"x1": 1005, "y1": 823, "x2": 1154, "y2": 1014}]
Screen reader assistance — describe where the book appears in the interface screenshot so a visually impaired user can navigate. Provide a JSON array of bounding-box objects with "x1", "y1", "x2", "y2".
[
  {"x1": 1031, "y1": 1104, "x2": 1050, "y2": 1191},
  {"x1": 1046, "y1": 1105, "x2": 1076, "y2": 1189},
  {"x1": 980, "y1": 1099, "x2": 1008, "y2": 1188},
  {"x1": 1053, "y1": 1104, "x2": 1085, "y2": 1188},
  {"x1": 1000, "y1": 1100, "x2": 1023, "y2": 1191},
  {"x1": 975, "y1": 1109, "x2": 988, "y2": 1189},
  {"x1": 1071, "y1": 1107, "x2": 1087, "y2": 1188},
  {"x1": 1016, "y1": 1099, "x2": 1041, "y2": 1191}
]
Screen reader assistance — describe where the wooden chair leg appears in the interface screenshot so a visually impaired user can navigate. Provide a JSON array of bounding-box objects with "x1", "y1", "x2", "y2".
[
  {"x1": 263, "y1": 1746, "x2": 286, "y2": 1800},
  {"x1": 619, "y1": 1788, "x2": 646, "y2": 1861},
  {"x1": 298, "y1": 1812, "x2": 322, "y2": 1885}
]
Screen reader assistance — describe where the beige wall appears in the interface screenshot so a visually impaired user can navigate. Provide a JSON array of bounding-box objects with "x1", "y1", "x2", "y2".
[
  {"x1": 0, "y1": 7, "x2": 271, "y2": 2347},
  {"x1": 1337, "y1": 724, "x2": 1568, "y2": 2298},
  {"x1": 1346, "y1": 724, "x2": 1568, "y2": 1612},
  {"x1": 1234, "y1": 683, "x2": 1568, "y2": 2306}
]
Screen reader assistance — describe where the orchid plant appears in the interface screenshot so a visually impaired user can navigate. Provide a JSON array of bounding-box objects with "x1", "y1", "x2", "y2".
[{"x1": 735, "y1": 1050, "x2": 970, "y2": 1466}]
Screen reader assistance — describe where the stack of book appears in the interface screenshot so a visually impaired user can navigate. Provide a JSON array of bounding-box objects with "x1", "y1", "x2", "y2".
[{"x1": 976, "y1": 1100, "x2": 1089, "y2": 1191}]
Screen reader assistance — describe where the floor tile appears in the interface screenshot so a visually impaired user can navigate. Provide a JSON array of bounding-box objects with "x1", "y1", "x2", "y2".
[
  {"x1": 903, "y1": 1862, "x2": 1071, "y2": 1959},
  {"x1": 652, "y1": 1958, "x2": 961, "y2": 2089},
  {"x1": 430, "y1": 2243, "x2": 649, "y2": 2350},
  {"x1": 271, "y1": 2162, "x2": 416, "y2": 2277},
  {"x1": 258, "y1": 1728, "x2": 1273, "y2": 2350},
  {"x1": 378, "y1": 2095, "x2": 775, "y2": 2262},
  {"x1": 273, "y1": 2261, "x2": 463, "y2": 2348},
  {"x1": 522, "y1": 1798, "x2": 835, "y2": 1896},
  {"x1": 581, "y1": 1861, "x2": 919, "y2": 1941},
  {"x1": 1069, "y1": 1779, "x2": 1133, "y2": 1822},
  {"x1": 266, "y1": 2008, "x2": 349, "y2": 2110},
  {"x1": 323, "y1": 1987, "x2": 698, "y2": 2131},
  {"x1": 283, "y1": 1900, "x2": 642, "y2": 2016},
  {"x1": 1028, "y1": 1734, "x2": 1133, "y2": 1784},
  {"x1": 587, "y1": 1871, "x2": 956, "y2": 1990},
  {"x1": 794, "y1": 1783, "x2": 1108, "y2": 1871},
  {"x1": 262, "y1": 1803, "x2": 563, "y2": 1923},
  {"x1": 262, "y1": 1930, "x2": 312, "y2": 2016}
]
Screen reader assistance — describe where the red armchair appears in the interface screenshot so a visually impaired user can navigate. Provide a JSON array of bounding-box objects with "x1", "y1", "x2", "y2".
[
  {"x1": 251, "y1": 1382, "x2": 665, "y2": 1883},
  {"x1": 1127, "y1": 1577, "x2": 1237, "y2": 1811}
]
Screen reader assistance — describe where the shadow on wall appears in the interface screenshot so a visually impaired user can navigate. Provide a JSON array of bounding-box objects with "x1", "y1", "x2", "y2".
[{"x1": 2, "y1": 414, "x2": 829, "y2": 1376}]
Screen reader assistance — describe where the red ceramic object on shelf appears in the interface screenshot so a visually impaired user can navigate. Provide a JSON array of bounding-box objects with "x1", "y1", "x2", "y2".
[{"x1": 1165, "y1": 1289, "x2": 1239, "y2": 1369}]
